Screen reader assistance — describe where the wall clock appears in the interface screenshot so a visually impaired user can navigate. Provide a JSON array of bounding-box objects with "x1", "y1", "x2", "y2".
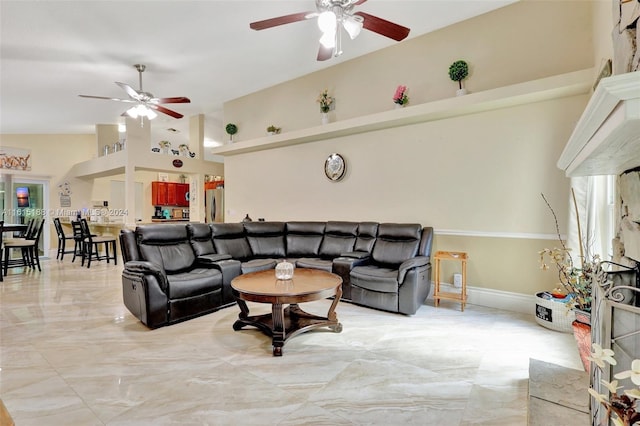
[{"x1": 324, "y1": 153, "x2": 346, "y2": 181}]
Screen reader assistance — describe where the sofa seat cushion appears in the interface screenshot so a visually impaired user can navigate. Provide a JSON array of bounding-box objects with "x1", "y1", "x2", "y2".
[
  {"x1": 296, "y1": 258, "x2": 332, "y2": 272},
  {"x1": 241, "y1": 259, "x2": 277, "y2": 274},
  {"x1": 350, "y1": 265, "x2": 399, "y2": 293},
  {"x1": 167, "y1": 268, "x2": 222, "y2": 299}
]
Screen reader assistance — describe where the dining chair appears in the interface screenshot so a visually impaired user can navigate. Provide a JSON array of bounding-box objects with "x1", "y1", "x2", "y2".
[
  {"x1": 13, "y1": 217, "x2": 34, "y2": 239},
  {"x1": 79, "y1": 218, "x2": 117, "y2": 268},
  {"x1": 3, "y1": 218, "x2": 44, "y2": 276},
  {"x1": 71, "y1": 220, "x2": 85, "y2": 263},
  {"x1": 0, "y1": 221, "x2": 4, "y2": 282},
  {"x1": 53, "y1": 217, "x2": 75, "y2": 260}
]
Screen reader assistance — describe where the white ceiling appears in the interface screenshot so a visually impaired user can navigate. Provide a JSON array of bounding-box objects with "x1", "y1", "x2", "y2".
[{"x1": 0, "y1": 0, "x2": 516, "y2": 146}]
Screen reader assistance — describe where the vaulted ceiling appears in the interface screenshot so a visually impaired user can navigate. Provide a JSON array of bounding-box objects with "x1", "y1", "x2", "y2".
[{"x1": 0, "y1": 1, "x2": 517, "y2": 146}]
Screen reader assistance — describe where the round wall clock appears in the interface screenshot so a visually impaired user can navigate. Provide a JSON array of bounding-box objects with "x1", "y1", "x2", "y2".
[{"x1": 324, "y1": 153, "x2": 346, "y2": 181}]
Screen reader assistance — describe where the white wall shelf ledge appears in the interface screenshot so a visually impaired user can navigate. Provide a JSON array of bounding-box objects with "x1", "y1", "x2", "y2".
[
  {"x1": 212, "y1": 69, "x2": 593, "y2": 157},
  {"x1": 557, "y1": 70, "x2": 640, "y2": 177}
]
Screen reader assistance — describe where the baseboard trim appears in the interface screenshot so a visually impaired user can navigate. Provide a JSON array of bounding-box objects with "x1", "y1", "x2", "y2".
[{"x1": 430, "y1": 282, "x2": 534, "y2": 315}]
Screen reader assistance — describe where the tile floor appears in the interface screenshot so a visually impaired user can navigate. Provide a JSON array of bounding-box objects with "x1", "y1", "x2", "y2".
[{"x1": 1, "y1": 258, "x2": 586, "y2": 425}]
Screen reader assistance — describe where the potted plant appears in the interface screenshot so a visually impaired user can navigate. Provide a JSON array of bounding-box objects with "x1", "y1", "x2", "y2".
[
  {"x1": 158, "y1": 140, "x2": 171, "y2": 154},
  {"x1": 266, "y1": 125, "x2": 281, "y2": 135},
  {"x1": 539, "y1": 190, "x2": 608, "y2": 372},
  {"x1": 317, "y1": 89, "x2": 334, "y2": 124},
  {"x1": 225, "y1": 123, "x2": 238, "y2": 144},
  {"x1": 448, "y1": 60, "x2": 469, "y2": 96},
  {"x1": 393, "y1": 85, "x2": 409, "y2": 108}
]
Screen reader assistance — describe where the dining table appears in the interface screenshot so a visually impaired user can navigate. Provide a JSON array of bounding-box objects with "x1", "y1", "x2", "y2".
[{"x1": 2, "y1": 223, "x2": 28, "y2": 234}]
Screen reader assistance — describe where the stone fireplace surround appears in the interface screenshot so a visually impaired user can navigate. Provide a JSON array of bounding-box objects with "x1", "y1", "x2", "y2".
[{"x1": 556, "y1": 68, "x2": 640, "y2": 425}]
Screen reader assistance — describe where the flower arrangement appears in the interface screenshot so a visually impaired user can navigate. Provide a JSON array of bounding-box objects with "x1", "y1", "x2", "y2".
[
  {"x1": 317, "y1": 89, "x2": 334, "y2": 113},
  {"x1": 538, "y1": 191, "x2": 608, "y2": 312},
  {"x1": 393, "y1": 85, "x2": 409, "y2": 105},
  {"x1": 158, "y1": 140, "x2": 171, "y2": 148},
  {"x1": 588, "y1": 343, "x2": 640, "y2": 426}
]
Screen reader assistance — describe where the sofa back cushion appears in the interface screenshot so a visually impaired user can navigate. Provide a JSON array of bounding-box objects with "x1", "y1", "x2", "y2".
[
  {"x1": 286, "y1": 221, "x2": 325, "y2": 257},
  {"x1": 419, "y1": 226, "x2": 434, "y2": 258},
  {"x1": 120, "y1": 228, "x2": 140, "y2": 262},
  {"x1": 319, "y1": 221, "x2": 357, "y2": 258},
  {"x1": 371, "y1": 223, "x2": 421, "y2": 266},
  {"x1": 354, "y1": 222, "x2": 378, "y2": 253},
  {"x1": 211, "y1": 223, "x2": 253, "y2": 261},
  {"x1": 136, "y1": 224, "x2": 195, "y2": 273},
  {"x1": 187, "y1": 223, "x2": 215, "y2": 256},
  {"x1": 244, "y1": 222, "x2": 286, "y2": 258}
]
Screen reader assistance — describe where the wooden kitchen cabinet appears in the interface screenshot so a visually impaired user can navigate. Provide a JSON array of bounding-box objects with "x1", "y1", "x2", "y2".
[
  {"x1": 152, "y1": 181, "x2": 168, "y2": 205},
  {"x1": 152, "y1": 182, "x2": 189, "y2": 207},
  {"x1": 175, "y1": 183, "x2": 189, "y2": 207}
]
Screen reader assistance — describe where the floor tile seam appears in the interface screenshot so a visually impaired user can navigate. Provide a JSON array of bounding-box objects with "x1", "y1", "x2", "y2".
[{"x1": 528, "y1": 394, "x2": 589, "y2": 414}]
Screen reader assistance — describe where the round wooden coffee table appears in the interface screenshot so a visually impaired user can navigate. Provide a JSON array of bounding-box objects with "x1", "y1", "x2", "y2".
[{"x1": 231, "y1": 268, "x2": 343, "y2": 356}]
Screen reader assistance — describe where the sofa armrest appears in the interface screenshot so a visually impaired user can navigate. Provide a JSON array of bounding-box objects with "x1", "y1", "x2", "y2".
[
  {"x1": 340, "y1": 251, "x2": 370, "y2": 259},
  {"x1": 202, "y1": 259, "x2": 242, "y2": 305},
  {"x1": 398, "y1": 256, "x2": 430, "y2": 283},
  {"x1": 124, "y1": 260, "x2": 169, "y2": 292},
  {"x1": 197, "y1": 253, "x2": 233, "y2": 265}
]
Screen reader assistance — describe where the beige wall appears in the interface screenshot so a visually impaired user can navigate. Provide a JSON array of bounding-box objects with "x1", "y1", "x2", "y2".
[
  {"x1": 222, "y1": 0, "x2": 597, "y2": 296},
  {"x1": 1, "y1": 133, "x2": 96, "y2": 249},
  {"x1": 225, "y1": 0, "x2": 594, "y2": 140},
  {"x1": 592, "y1": 0, "x2": 615, "y2": 83}
]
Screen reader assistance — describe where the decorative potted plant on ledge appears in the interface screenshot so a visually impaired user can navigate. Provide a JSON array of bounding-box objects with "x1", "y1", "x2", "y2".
[
  {"x1": 266, "y1": 125, "x2": 281, "y2": 136},
  {"x1": 158, "y1": 140, "x2": 171, "y2": 154},
  {"x1": 225, "y1": 123, "x2": 238, "y2": 144},
  {"x1": 448, "y1": 60, "x2": 469, "y2": 96},
  {"x1": 317, "y1": 89, "x2": 334, "y2": 125},
  {"x1": 178, "y1": 143, "x2": 190, "y2": 157},
  {"x1": 393, "y1": 85, "x2": 409, "y2": 108}
]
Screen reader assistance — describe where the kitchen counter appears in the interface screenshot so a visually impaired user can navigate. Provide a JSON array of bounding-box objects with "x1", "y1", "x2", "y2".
[{"x1": 150, "y1": 219, "x2": 190, "y2": 223}]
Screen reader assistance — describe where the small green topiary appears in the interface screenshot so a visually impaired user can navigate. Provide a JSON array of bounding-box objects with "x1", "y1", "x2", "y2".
[
  {"x1": 448, "y1": 60, "x2": 469, "y2": 89},
  {"x1": 225, "y1": 123, "x2": 238, "y2": 135}
]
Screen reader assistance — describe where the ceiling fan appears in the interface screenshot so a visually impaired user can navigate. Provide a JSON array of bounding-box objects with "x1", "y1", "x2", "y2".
[
  {"x1": 250, "y1": 0, "x2": 410, "y2": 61},
  {"x1": 79, "y1": 64, "x2": 190, "y2": 120}
]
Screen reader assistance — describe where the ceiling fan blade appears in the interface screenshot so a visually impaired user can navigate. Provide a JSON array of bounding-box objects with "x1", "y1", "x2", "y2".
[
  {"x1": 317, "y1": 44, "x2": 334, "y2": 61},
  {"x1": 78, "y1": 94, "x2": 137, "y2": 103},
  {"x1": 353, "y1": 11, "x2": 410, "y2": 41},
  {"x1": 115, "y1": 81, "x2": 142, "y2": 100},
  {"x1": 152, "y1": 97, "x2": 191, "y2": 104},
  {"x1": 148, "y1": 104, "x2": 184, "y2": 119},
  {"x1": 250, "y1": 12, "x2": 314, "y2": 30}
]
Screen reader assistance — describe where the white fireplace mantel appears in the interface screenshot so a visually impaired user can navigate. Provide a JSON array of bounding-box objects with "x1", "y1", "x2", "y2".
[{"x1": 558, "y1": 71, "x2": 640, "y2": 177}]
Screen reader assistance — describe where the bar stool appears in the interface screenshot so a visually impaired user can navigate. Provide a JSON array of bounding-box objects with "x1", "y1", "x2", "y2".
[
  {"x1": 53, "y1": 218, "x2": 75, "y2": 260},
  {"x1": 79, "y1": 219, "x2": 117, "y2": 268}
]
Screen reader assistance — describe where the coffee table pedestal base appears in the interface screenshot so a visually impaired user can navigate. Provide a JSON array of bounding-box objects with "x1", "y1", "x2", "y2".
[{"x1": 233, "y1": 301, "x2": 342, "y2": 356}]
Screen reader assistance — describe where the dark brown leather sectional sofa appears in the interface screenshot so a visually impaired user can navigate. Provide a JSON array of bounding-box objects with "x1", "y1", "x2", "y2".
[{"x1": 119, "y1": 221, "x2": 433, "y2": 328}]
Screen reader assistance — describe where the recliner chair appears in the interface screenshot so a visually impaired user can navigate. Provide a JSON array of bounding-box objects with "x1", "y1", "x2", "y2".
[
  {"x1": 119, "y1": 224, "x2": 233, "y2": 328},
  {"x1": 349, "y1": 223, "x2": 433, "y2": 315}
]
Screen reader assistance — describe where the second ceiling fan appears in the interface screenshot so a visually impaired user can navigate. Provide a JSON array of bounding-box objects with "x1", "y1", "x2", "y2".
[
  {"x1": 79, "y1": 64, "x2": 190, "y2": 120},
  {"x1": 250, "y1": 0, "x2": 410, "y2": 61}
]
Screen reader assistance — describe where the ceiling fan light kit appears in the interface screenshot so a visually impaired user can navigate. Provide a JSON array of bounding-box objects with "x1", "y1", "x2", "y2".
[
  {"x1": 79, "y1": 64, "x2": 191, "y2": 124},
  {"x1": 250, "y1": 0, "x2": 409, "y2": 61}
]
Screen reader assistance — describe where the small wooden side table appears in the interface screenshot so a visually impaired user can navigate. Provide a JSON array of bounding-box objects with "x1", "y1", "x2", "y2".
[{"x1": 433, "y1": 250, "x2": 468, "y2": 311}]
